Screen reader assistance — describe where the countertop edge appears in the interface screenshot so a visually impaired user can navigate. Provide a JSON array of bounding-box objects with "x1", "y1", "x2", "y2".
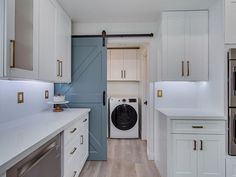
[{"x1": 0, "y1": 108, "x2": 91, "y2": 174}]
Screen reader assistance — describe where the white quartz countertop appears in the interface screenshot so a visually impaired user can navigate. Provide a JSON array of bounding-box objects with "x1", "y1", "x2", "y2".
[
  {"x1": 156, "y1": 108, "x2": 226, "y2": 120},
  {"x1": 0, "y1": 108, "x2": 90, "y2": 174}
]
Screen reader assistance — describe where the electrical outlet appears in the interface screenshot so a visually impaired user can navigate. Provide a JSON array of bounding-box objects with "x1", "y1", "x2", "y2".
[
  {"x1": 157, "y1": 90, "x2": 163, "y2": 97},
  {"x1": 17, "y1": 92, "x2": 24, "y2": 104},
  {"x1": 45, "y1": 90, "x2": 49, "y2": 99}
]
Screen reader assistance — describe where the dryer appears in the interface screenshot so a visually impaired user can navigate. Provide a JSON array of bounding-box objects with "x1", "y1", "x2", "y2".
[{"x1": 109, "y1": 97, "x2": 139, "y2": 139}]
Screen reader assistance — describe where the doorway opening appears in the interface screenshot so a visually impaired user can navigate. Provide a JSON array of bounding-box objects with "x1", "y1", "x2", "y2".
[{"x1": 107, "y1": 42, "x2": 150, "y2": 141}]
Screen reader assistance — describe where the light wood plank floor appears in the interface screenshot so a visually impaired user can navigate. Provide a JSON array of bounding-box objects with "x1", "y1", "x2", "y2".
[{"x1": 79, "y1": 139, "x2": 161, "y2": 177}]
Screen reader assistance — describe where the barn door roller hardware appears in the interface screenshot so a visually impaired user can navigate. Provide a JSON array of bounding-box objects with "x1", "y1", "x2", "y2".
[{"x1": 72, "y1": 30, "x2": 154, "y2": 47}]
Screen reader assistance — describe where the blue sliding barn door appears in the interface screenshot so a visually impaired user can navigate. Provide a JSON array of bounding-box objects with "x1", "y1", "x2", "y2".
[{"x1": 55, "y1": 38, "x2": 107, "y2": 160}]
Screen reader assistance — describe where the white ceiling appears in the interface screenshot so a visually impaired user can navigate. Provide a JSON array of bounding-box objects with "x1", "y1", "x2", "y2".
[{"x1": 58, "y1": 0, "x2": 218, "y2": 23}]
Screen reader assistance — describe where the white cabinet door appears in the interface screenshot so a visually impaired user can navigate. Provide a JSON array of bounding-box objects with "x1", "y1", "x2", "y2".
[
  {"x1": 5, "y1": 0, "x2": 39, "y2": 79},
  {"x1": 225, "y1": 0, "x2": 236, "y2": 44},
  {"x1": 123, "y1": 49, "x2": 138, "y2": 80},
  {"x1": 162, "y1": 12, "x2": 186, "y2": 81},
  {"x1": 197, "y1": 135, "x2": 225, "y2": 177},
  {"x1": 107, "y1": 50, "x2": 111, "y2": 80},
  {"x1": 172, "y1": 134, "x2": 197, "y2": 177},
  {"x1": 226, "y1": 157, "x2": 236, "y2": 177},
  {"x1": 162, "y1": 11, "x2": 208, "y2": 81},
  {"x1": 0, "y1": 0, "x2": 4, "y2": 77},
  {"x1": 185, "y1": 11, "x2": 209, "y2": 81},
  {"x1": 56, "y1": 5, "x2": 71, "y2": 83},
  {"x1": 110, "y1": 50, "x2": 124, "y2": 80},
  {"x1": 38, "y1": 0, "x2": 57, "y2": 82}
]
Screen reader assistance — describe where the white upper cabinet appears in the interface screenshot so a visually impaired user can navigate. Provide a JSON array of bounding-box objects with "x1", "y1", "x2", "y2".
[
  {"x1": 55, "y1": 5, "x2": 71, "y2": 83},
  {"x1": 110, "y1": 49, "x2": 124, "y2": 81},
  {"x1": 123, "y1": 49, "x2": 139, "y2": 80},
  {"x1": 162, "y1": 11, "x2": 209, "y2": 81},
  {"x1": 38, "y1": 0, "x2": 71, "y2": 83},
  {"x1": 225, "y1": 0, "x2": 236, "y2": 44},
  {"x1": 2, "y1": 0, "x2": 71, "y2": 82},
  {"x1": 109, "y1": 49, "x2": 140, "y2": 81},
  {"x1": 5, "y1": 0, "x2": 39, "y2": 79},
  {"x1": 38, "y1": 0, "x2": 57, "y2": 82},
  {"x1": 0, "y1": 0, "x2": 4, "y2": 77}
]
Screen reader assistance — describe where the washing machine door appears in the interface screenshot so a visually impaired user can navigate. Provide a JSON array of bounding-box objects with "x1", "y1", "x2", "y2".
[{"x1": 111, "y1": 104, "x2": 138, "y2": 131}]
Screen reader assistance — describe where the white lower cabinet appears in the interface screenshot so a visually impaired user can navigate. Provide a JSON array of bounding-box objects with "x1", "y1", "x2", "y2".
[
  {"x1": 226, "y1": 157, "x2": 236, "y2": 177},
  {"x1": 64, "y1": 114, "x2": 89, "y2": 177},
  {"x1": 197, "y1": 135, "x2": 225, "y2": 177},
  {"x1": 172, "y1": 134, "x2": 198, "y2": 177},
  {"x1": 172, "y1": 120, "x2": 225, "y2": 177},
  {"x1": 0, "y1": 174, "x2": 6, "y2": 177}
]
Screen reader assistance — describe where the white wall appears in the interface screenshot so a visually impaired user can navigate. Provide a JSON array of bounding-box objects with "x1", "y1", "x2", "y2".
[
  {"x1": 196, "y1": 0, "x2": 225, "y2": 115},
  {"x1": 155, "y1": 82, "x2": 199, "y2": 108},
  {"x1": 108, "y1": 81, "x2": 139, "y2": 97},
  {"x1": 0, "y1": 80, "x2": 53, "y2": 123}
]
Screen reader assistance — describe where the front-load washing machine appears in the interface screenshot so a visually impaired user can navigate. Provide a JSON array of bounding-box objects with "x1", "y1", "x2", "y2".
[{"x1": 109, "y1": 97, "x2": 139, "y2": 139}]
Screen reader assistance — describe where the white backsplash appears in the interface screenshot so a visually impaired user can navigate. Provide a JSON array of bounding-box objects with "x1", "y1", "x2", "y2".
[
  {"x1": 0, "y1": 80, "x2": 53, "y2": 123},
  {"x1": 155, "y1": 82, "x2": 199, "y2": 109}
]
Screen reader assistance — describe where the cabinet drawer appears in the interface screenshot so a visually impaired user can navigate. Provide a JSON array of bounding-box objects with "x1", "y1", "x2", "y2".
[
  {"x1": 64, "y1": 114, "x2": 89, "y2": 145},
  {"x1": 64, "y1": 134, "x2": 82, "y2": 170},
  {"x1": 171, "y1": 120, "x2": 225, "y2": 134}
]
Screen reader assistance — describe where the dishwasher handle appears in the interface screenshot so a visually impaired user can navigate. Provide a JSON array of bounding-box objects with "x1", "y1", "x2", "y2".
[{"x1": 18, "y1": 141, "x2": 57, "y2": 177}]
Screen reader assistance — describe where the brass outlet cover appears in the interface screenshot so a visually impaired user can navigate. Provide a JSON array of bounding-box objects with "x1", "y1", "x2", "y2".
[
  {"x1": 157, "y1": 90, "x2": 163, "y2": 97},
  {"x1": 45, "y1": 90, "x2": 49, "y2": 99},
  {"x1": 17, "y1": 92, "x2": 24, "y2": 104}
]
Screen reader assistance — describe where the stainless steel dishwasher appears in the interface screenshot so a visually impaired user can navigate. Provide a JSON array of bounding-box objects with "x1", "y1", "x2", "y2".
[{"x1": 7, "y1": 134, "x2": 61, "y2": 177}]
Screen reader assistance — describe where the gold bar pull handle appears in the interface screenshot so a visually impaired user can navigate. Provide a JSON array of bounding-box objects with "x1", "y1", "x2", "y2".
[
  {"x1": 57, "y1": 60, "x2": 60, "y2": 77},
  {"x1": 10, "y1": 40, "x2": 16, "y2": 68},
  {"x1": 70, "y1": 128, "x2": 77, "y2": 134},
  {"x1": 182, "y1": 61, "x2": 184, "y2": 77},
  {"x1": 80, "y1": 135, "x2": 84, "y2": 145},
  {"x1": 70, "y1": 147, "x2": 77, "y2": 155},
  {"x1": 200, "y1": 140, "x2": 203, "y2": 151},
  {"x1": 60, "y1": 60, "x2": 63, "y2": 77},
  {"x1": 187, "y1": 61, "x2": 190, "y2": 76},
  {"x1": 72, "y1": 171, "x2": 77, "y2": 177},
  {"x1": 193, "y1": 140, "x2": 197, "y2": 151}
]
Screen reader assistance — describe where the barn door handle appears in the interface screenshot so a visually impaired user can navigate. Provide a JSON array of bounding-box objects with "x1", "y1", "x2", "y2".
[{"x1": 103, "y1": 91, "x2": 106, "y2": 106}]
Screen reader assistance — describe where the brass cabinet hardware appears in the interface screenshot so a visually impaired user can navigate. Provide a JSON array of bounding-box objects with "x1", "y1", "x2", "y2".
[
  {"x1": 121, "y1": 70, "x2": 123, "y2": 78},
  {"x1": 70, "y1": 128, "x2": 77, "y2": 134},
  {"x1": 182, "y1": 61, "x2": 184, "y2": 76},
  {"x1": 60, "y1": 60, "x2": 63, "y2": 77},
  {"x1": 70, "y1": 147, "x2": 77, "y2": 155},
  {"x1": 80, "y1": 135, "x2": 84, "y2": 145},
  {"x1": 200, "y1": 140, "x2": 203, "y2": 151},
  {"x1": 124, "y1": 70, "x2": 126, "y2": 78},
  {"x1": 187, "y1": 61, "x2": 190, "y2": 76},
  {"x1": 57, "y1": 60, "x2": 60, "y2": 76},
  {"x1": 10, "y1": 40, "x2": 16, "y2": 68},
  {"x1": 72, "y1": 171, "x2": 77, "y2": 177},
  {"x1": 193, "y1": 140, "x2": 197, "y2": 151},
  {"x1": 192, "y1": 126, "x2": 204, "y2": 129}
]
